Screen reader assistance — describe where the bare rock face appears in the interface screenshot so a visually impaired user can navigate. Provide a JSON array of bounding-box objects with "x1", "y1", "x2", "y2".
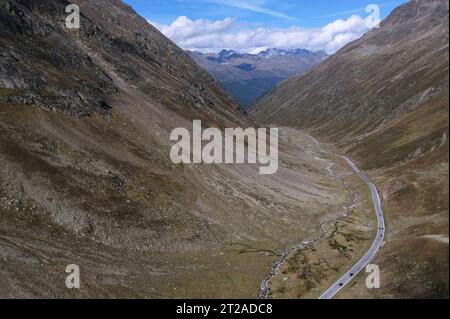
[
  {"x1": 0, "y1": 0, "x2": 245, "y2": 121},
  {"x1": 0, "y1": 0, "x2": 117, "y2": 116}
]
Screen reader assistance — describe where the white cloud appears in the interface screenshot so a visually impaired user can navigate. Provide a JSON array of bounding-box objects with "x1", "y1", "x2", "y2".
[{"x1": 150, "y1": 15, "x2": 369, "y2": 54}]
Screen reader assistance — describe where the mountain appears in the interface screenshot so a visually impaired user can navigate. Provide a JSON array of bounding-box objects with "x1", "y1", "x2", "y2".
[
  {"x1": 0, "y1": 0, "x2": 351, "y2": 298},
  {"x1": 0, "y1": 0, "x2": 247, "y2": 124},
  {"x1": 252, "y1": 0, "x2": 449, "y2": 298},
  {"x1": 189, "y1": 48, "x2": 328, "y2": 108}
]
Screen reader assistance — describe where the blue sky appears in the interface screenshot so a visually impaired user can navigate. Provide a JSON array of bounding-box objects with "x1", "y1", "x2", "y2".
[
  {"x1": 125, "y1": 0, "x2": 406, "y2": 28},
  {"x1": 124, "y1": 0, "x2": 409, "y2": 53}
]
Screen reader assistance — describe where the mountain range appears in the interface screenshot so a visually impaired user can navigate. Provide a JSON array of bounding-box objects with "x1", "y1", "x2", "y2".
[{"x1": 189, "y1": 48, "x2": 328, "y2": 108}]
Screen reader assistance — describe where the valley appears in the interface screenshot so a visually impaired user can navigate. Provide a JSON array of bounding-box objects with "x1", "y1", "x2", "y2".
[
  {"x1": 0, "y1": 0, "x2": 368, "y2": 298},
  {"x1": 189, "y1": 49, "x2": 327, "y2": 108},
  {"x1": 0, "y1": 0, "x2": 448, "y2": 300}
]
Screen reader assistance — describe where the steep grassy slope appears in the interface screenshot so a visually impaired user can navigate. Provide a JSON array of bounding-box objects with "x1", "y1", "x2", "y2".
[
  {"x1": 252, "y1": 0, "x2": 448, "y2": 139},
  {"x1": 252, "y1": 0, "x2": 449, "y2": 298},
  {"x1": 340, "y1": 91, "x2": 449, "y2": 299}
]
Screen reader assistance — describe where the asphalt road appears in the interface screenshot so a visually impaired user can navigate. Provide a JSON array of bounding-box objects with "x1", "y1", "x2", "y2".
[
  {"x1": 319, "y1": 155, "x2": 385, "y2": 299},
  {"x1": 303, "y1": 134, "x2": 386, "y2": 299}
]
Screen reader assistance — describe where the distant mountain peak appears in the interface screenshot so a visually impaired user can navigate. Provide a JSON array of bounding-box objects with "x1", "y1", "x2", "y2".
[
  {"x1": 257, "y1": 48, "x2": 328, "y2": 59},
  {"x1": 198, "y1": 48, "x2": 328, "y2": 64},
  {"x1": 189, "y1": 48, "x2": 328, "y2": 107},
  {"x1": 218, "y1": 49, "x2": 237, "y2": 56}
]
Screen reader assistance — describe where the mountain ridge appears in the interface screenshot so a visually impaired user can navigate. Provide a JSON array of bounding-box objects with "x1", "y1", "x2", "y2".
[
  {"x1": 189, "y1": 48, "x2": 328, "y2": 108},
  {"x1": 251, "y1": 0, "x2": 449, "y2": 136}
]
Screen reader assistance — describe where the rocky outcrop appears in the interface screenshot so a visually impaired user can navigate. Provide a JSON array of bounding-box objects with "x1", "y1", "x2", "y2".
[{"x1": 0, "y1": 0, "x2": 245, "y2": 121}]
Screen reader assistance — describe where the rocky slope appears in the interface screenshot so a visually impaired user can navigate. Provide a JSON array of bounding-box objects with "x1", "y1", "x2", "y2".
[
  {"x1": 189, "y1": 49, "x2": 327, "y2": 108},
  {"x1": 0, "y1": 0, "x2": 352, "y2": 298},
  {"x1": 0, "y1": 0, "x2": 246, "y2": 122},
  {"x1": 252, "y1": 0, "x2": 449, "y2": 298}
]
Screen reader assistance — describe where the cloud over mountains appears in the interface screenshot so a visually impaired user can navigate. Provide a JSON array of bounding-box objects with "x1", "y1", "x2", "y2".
[{"x1": 150, "y1": 15, "x2": 369, "y2": 53}]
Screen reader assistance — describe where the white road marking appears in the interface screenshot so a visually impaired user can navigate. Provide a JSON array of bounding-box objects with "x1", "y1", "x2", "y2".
[{"x1": 302, "y1": 134, "x2": 386, "y2": 299}]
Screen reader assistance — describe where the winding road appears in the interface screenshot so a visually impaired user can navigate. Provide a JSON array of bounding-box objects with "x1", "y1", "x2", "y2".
[
  {"x1": 259, "y1": 133, "x2": 385, "y2": 299},
  {"x1": 305, "y1": 134, "x2": 386, "y2": 299}
]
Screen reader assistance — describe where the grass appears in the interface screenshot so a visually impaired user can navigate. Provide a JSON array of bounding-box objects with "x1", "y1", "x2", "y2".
[
  {"x1": 266, "y1": 156, "x2": 379, "y2": 299},
  {"x1": 0, "y1": 88, "x2": 22, "y2": 96}
]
